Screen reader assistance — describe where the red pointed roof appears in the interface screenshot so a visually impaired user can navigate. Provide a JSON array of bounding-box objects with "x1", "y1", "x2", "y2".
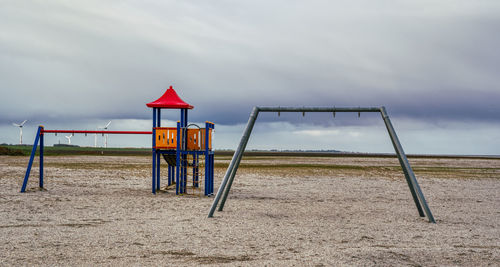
[{"x1": 146, "y1": 86, "x2": 193, "y2": 109}]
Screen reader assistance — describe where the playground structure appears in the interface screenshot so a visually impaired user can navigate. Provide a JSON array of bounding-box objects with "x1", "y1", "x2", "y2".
[
  {"x1": 20, "y1": 86, "x2": 215, "y2": 196},
  {"x1": 147, "y1": 86, "x2": 215, "y2": 195},
  {"x1": 208, "y1": 106, "x2": 435, "y2": 223}
]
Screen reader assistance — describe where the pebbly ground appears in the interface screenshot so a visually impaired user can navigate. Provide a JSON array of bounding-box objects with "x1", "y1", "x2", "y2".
[{"x1": 0, "y1": 155, "x2": 499, "y2": 266}]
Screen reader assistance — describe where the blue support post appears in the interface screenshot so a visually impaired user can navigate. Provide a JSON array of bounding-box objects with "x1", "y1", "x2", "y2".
[
  {"x1": 211, "y1": 124, "x2": 214, "y2": 194},
  {"x1": 197, "y1": 154, "x2": 200, "y2": 188},
  {"x1": 157, "y1": 109, "x2": 161, "y2": 127},
  {"x1": 193, "y1": 155, "x2": 198, "y2": 188},
  {"x1": 176, "y1": 121, "x2": 181, "y2": 194},
  {"x1": 156, "y1": 108, "x2": 161, "y2": 191},
  {"x1": 181, "y1": 109, "x2": 188, "y2": 194},
  {"x1": 208, "y1": 123, "x2": 215, "y2": 195},
  {"x1": 152, "y1": 108, "x2": 157, "y2": 194},
  {"x1": 181, "y1": 155, "x2": 186, "y2": 194},
  {"x1": 172, "y1": 164, "x2": 175, "y2": 186},
  {"x1": 204, "y1": 157, "x2": 208, "y2": 196},
  {"x1": 156, "y1": 151, "x2": 160, "y2": 191},
  {"x1": 179, "y1": 156, "x2": 184, "y2": 194},
  {"x1": 204, "y1": 122, "x2": 209, "y2": 196},
  {"x1": 21, "y1": 126, "x2": 42, "y2": 193},
  {"x1": 168, "y1": 164, "x2": 172, "y2": 186},
  {"x1": 185, "y1": 110, "x2": 189, "y2": 127},
  {"x1": 39, "y1": 126, "x2": 44, "y2": 189},
  {"x1": 210, "y1": 153, "x2": 214, "y2": 195},
  {"x1": 207, "y1": 154, "x2": 211, "y2": 195},
  {"x1": 180, "y1": 110, "x2": 184, "y2": 194}
]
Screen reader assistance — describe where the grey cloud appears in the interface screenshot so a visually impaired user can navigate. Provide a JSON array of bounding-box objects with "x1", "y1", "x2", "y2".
[{"x1": 1, "y1": 1, "x2": 499, "y2": 128}]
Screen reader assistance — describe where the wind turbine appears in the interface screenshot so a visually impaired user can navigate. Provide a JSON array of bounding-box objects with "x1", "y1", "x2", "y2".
[
  {"x1": 98, "y1": 121, "x2": 111, "y2": 148},
  {"x1": 65, "y1": 134, "x2": 73, "y2": 145},
  {"x1": 12, "y1": 120, "x2": 27, "y2": 144}
]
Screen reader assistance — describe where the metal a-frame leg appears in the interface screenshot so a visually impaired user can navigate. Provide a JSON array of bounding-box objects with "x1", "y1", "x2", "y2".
[
  {"x1": 380, "y1": 107, "x2": 435, "y2": 223},
  {"x1": 21, "y1": 126, "x2": 43, "y2": 193},
  {"x1": 208, "y1": 107, "x2": 259, "y2": 217}
]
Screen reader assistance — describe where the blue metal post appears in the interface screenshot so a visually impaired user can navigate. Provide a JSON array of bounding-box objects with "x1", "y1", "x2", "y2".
[
  {"x1": 172, "y1": 164, "x2": 175, "y2": 187},
  {"x1": 180, "y1": 110, "x2": 184, "y2": 194},
  {"x1": 168, "y1": 164, "x2": 172, "y2": 186},
  {"x1": 211, "y1": 123, "x2": 215, "y2": 194},
  {"x1": 179, "y1": 158, "x2": 184, "y2": 194},
  {"x1": 156, "y1": 151, "x2": 160, "y2": 191},
  {"x1": 176, "y1": 121, "x2": 181, "y2": 194},
  {"x1": 204, "y1": 122, "x2": 209, "y2": 196},
  {"x1": 182, "y1": 109, "x2": 187, "y2": 127},
  {"x1": 206, "y1": 154, "x2": 211, "y2": 196},
  {"x1": 193, "y1": 154, "x2": 198, "y2": 188},
  {"x1": 210, "y1": 153, "x2": 214, "y2": 195},
  {"x1": 182, "y1": 123, "x2": 186, "y2": 194},
  {"x1": 152, "y1": 108, "x2": 157, "y2": 194},
  {"x1": 157, "y1": 109, "x2": 161, "y2": 127},
  {"x1": 197, "y1": 154, "x2": 200, "y2": 188},
  {"x1": 156, "y1": 108, "x2": 161, "y2": 191},
  {"x1": 182, "y1": 109, "x2": 188, "y2": 194},
  {"x1": 206, "y1": 156, "x2": 209, "y2": 196},
  {"x1": 21, "y1": 126, "x2": 42, "y2": 193},
  {"x1": 208, "y1": 123, "x2": 215, "y2": 195},
  {"x1": 39, "y1": 126, "x2": 44, "y2": 189}
]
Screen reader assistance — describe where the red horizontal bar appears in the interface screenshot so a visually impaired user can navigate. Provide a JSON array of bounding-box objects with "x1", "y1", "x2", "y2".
[{"x1": 42, "y1": 130, "x2": 152, "y2": 135}]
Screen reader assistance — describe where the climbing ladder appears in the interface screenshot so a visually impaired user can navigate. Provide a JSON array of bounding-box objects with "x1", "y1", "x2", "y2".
[{"x1": 161, "y1": 153, "x2": 206, "y2": 196}]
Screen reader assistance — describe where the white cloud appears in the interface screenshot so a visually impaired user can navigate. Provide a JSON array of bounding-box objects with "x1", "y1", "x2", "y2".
[{"x1": 292, "y1": 129, "x2": 341, "y2": 137}]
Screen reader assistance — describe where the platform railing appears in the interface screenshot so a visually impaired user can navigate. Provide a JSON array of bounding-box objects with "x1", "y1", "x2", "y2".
[{"x1": 154, "y1": 127, "x2": 213, "y2": 150}]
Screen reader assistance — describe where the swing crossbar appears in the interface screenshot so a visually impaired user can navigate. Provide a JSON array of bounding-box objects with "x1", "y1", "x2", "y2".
[
  {"x1": 20, "y1": 127, "x2": 152, "y2": 193},
  {"x1": 42, "y1": 130, "x2": 152, "y2": 135}
]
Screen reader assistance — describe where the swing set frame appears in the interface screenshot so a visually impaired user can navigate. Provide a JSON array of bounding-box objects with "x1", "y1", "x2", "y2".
[{"x1": 208, "y1": 106, "x2": 435, "y2": 223}]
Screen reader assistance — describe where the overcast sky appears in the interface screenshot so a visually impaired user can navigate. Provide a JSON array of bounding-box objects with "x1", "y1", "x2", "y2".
[{"x1": 1, "y1": 1, "x2": 499, "y2": 154}]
